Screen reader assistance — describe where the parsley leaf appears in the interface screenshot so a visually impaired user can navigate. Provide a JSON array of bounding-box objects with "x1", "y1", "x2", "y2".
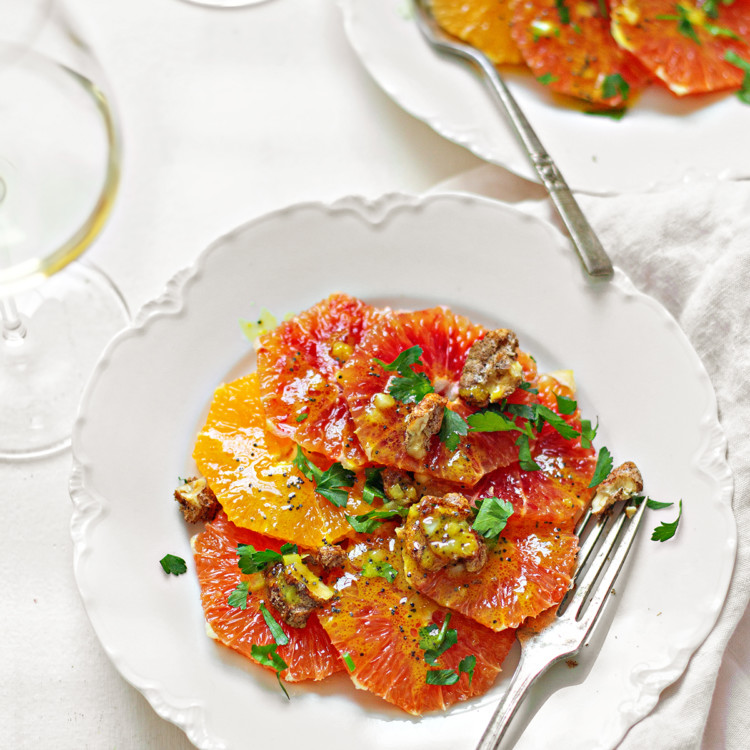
[
  {"x1": 426, "y1": 669, "x2": 459, "y2": 685},
  {"x1": 362, "y1": 467, "x2": 386, "y2": 504},
  {"x1": 579, "y1": 418, "x2": 599, "y2": 449},
  {"x1": 467, "y1": 409, "x2": 523, "y2": 433},
  {"x1": 516, "y1": 434, "x2": 541, "y2": 471},
  {"x1": 630, "y1": 495, "x2": 674, "y2": 511},
  {"x1": 251, "y1": 643, "x2": 290, "y2": 699},
  {"x1": 159, "y1": 553, "x2": 187, "y2": 576},
  {"x1": 342, "y1": 652, "x2": 356, "y2": 672},
  {"x1": 346, "y1": 507, "x2": 406, "y2": 534},
  {"x1": 555, "y1": 0, "x2": 571, "y2": 24},
  {"x1": 726, "y1": 51, "x2": 750, "y2": 104},
  {"x1": 656, "y1": 9, "x2": 701, "y2": 44},
  {"x1": 537, "y1": 72, "x2": 559, "y2": 85},
  {"x1": 373, "y1": 346, "x2": 435, "y2": 404},
  {"x1": 292, "y1": 446, "x2": 354, "y2": 507},
  {"x1": 651, "y1": 499, "x2": 683, "y2": 542},
  {"x1": 555, "y1": 394, "x2": 577, "y2": 415},
  {"x1": 534, "y1": 404, "x2": 580, "y2": 440},
  {"x1": 459, "y1": 654, "x2": 476, "y2": 684},
  {"x1": 473, "y1": 497, "x2": 514, "y2": 540},
  {"x1": 228, "y1": 580, "x2": 251, "y2": 609},
  {"x1": 588, "y1": 446, "x2": 613, "y2": 488},
  {"x1": 601, "y1": 73, "x2": 630, "y2": 101},
  {"x1": 419, "y1": 614, "x2": 458, "y2": 665},
  {"x1": 237, "y1": 543, "x2": 283, "y2": 574},
  {"x1": 259, "y1": 602, "x2": 290, "y2": 645},
  {"x1": 295, "y1": 412, "x2": 308, "y2": 423},
  {"x1": 439, "y1": 407, "x2": 469, "y2": 451},
  {"x1": 362, "y1": 558, "x2": 398, "y2": 583}
]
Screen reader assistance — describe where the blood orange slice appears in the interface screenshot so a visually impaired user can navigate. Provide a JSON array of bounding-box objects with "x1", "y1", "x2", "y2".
[
  {"x1": 339, "y1": 307, "x2": 538, "y2": 486},
  {"x1": 432, "y1": 0, "x2": 524, "y2": 65},
  {"x1": 193, "y1": 511, "x2": 343, "y2": 682},
  {"x1": 511, "y1": 0, "x2": 652, "y2": 107},
  {"x1": 471, "y1": 371, "x2": 596, "y2": 526},
  {"x1": 318, "y1": 527, "x2": 516, "y2": 714},
  {"x1": 403, "y1": 515, "x2": 578, "y2": 631},
  {"x1": 611, "y1": 0, "x2": 750, "y2": 95},
  {"x1": 193, "y1": 373, "x2": 371, "y2": 548},
  {"x1": 256, "y1": 293, "x2": 379, "y2": 468}
]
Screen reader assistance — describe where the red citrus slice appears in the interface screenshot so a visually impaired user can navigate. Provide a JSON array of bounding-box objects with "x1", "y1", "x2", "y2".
[
  {"x1": 432, "y1": 0, "x2": 525, "y2": 65},
  {"x1": 193, "y1": 373, "x2": 372, "y2": 548},
  {"x1": 470, "y1": 371, "x2": 596, "y2": 526},
  {"x1": 339, "y1": 307, "x2": 538, "y2": 486},
  {"x1": 403, "y1": 514, "x2": 578, "y2": 631},
  {"x1": 611, "y1": 0, "x2": 750, "y2": 95},
  {"x1": 193, "y1": 511, "x2": 343, "y2": 682},
  {"x1": 511, "y1": 0, "x2": 652, "y2": 107},
  {"x1": 256, "y1": 293, "x2": 379, "y2": 468},
  {"x1": 318, "y1": 526, "x2": 516, "y2": 714}
]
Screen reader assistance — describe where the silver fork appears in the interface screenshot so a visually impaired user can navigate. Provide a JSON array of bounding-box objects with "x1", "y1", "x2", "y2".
[
  {"x1": 476, "y1": 498, "x2": 648, "y2": 749},
  {"x1": 412, "y1": 0, "x2": 613, "y2": 280}
]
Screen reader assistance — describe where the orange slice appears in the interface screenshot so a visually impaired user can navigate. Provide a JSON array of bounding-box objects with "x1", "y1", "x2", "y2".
[
  {"x1": 256, "y1": 293, "x2": 379, "y2": 468},
  {"x1": 511, "y1": 0, "x2": 652, "y2": 107},
  {"x1": 611, "y1": 0, "x2": 750, "y2": 95},
  {"x1": 193, "y1": 512, "x2": 343, "y2": 682},
  {"x1": 339, "y1": 307, "x2": 538, "y2": 486},
  {"x1": 193, "y1": 373, "x2": 371, "y2": 548},
  {"x1": 318, "y1": 526, "x2": 516, "y2": 714},
  {"x1": 403, "y1": 515, "x2": 578, "y2": 631},
  {"x1": 432, "y1": 0, "x2": 524, "y2": 65}
]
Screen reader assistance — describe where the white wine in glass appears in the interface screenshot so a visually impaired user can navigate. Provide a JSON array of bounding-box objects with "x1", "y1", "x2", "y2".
[{"x1": 0, "y1": 0, "x2": 128, "y2": 459}]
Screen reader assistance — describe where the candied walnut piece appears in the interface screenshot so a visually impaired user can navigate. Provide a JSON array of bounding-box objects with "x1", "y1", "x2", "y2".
[
  {"x1": 265, "y1": 561, "x2": 321, "y2": 628},
  {"x1": 458, "y1": 328, "x2": 524, "y2": 408},
  {"x1": 399, "y1": 492, "x2": 487, "y2": 574},
  {"x1": 173, "y1": 476, "x2": 219, "y2": 524},
  {"x1": 404, "y1": 392, "x2": 447, "y2": 460},
  {"x1": 315, "y1": 544, "x2": 347, "y2": 570},
  {"x1": 591, "y1": 461, "x2": 644, "y2": 514},
  {"x1": 382, "y1": 468, "x2": 419, "y2": 506}
]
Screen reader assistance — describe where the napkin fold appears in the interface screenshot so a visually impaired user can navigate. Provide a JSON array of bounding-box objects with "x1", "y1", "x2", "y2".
[{"x1": 432, "y1": 166, "x2": 750, "y2": 750}]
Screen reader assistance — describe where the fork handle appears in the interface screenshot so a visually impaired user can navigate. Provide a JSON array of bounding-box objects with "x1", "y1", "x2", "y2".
[
  {"x1": 476, "y1": 650, "x2": 554, "y2": 750},
  {"x1": 471, "y1": 55, "x2": 613, "y2": 280}
]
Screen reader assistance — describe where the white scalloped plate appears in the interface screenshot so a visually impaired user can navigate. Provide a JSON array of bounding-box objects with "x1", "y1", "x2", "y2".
[
  {"x1": 340, "y1": 0, "x2": 750, "y2": 194},
  {"x1": 71, "y1": 193, "x2": 735, "y2": 750}
]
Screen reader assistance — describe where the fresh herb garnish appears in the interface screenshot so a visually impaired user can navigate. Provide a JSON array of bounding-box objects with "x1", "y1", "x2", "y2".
[
  {"x1": 362, "y1": 467, "x2": 386, "y2": 504},
  {"x1": 346, "y1": 507, "x2": 406, "y2": 534},
  {"x1": 228, "y1": 580, "x2": 251, "y2": 609},
  {"x1": 726, "y1": 51, "x2": 750, "y2": 104},
  {"x1": 630, "y1": 495, "x2": 674, "y2": 511},
  {"x1": 439, "y1": 407, "x2": 469, "y2": 451},
  {"x1": 472, "y1": 497, "x2": 514, "y2": 541},
  {"x1": 293, "y1": 446, "x2": 355, "y2": 507},
  {"x1": 159, "y1": 553, "x2": 187, "y2": 576},
  {"x1": 534, "y1": 404, "x2": 580, "y2": 440},
  {"x1": 467, "y1": 409, "x2": 523, "y2": 433},
  {"x1": 295, "y1": 412, "x2": 308, "y2": 422},
  {"x1": 419, "y1": 614, "x2": 458, "y2": 665},
  {"x1": 579, "y1": 418, "x2": 598, "y2": 449},
  {"x1": 516, "y1": 434, "x2": 541, "y2": 471},
  {"x1": 373, "y1": 346, "x2": 435, "y2": 404},
  {"x1": 651, "y1": 499, "x2": 683, "y2": 542},
  {"x1": 554, "y1": 0, "x2": 571, "y2": 24},
  {"x1": 236, "y1": 542, "x2": 298, "y2": 574},
  {"x1": 362, "y1": 558, "x2": 398, "y2": 583},
  {"x1": 458, "y1": 654, "x2": 476, "y2": 684},
  {"x1": 342, "y1": 652, "x2": 356, "y2": 672},
  {"x1": 555, "y1": 394, "x2": 577, "y2": 415},
  {"x1": 251, "y1": 643, "x2": 290, "y2": 699},
  {"x1": 588, "y1": 446, "x2": 614, "y2": 488},
  {"x1": 537, "y1": 72, "x2": 559, "y2": 85},
  {"x1": 259, "y1": 602, "x2": 290, "y2": 646},
  {"x1": 601, "y1": 73, "x2": 630, "y2": 101},
  {"x1": 426, "y1": 668, "x2": 459, "y2": 685}
]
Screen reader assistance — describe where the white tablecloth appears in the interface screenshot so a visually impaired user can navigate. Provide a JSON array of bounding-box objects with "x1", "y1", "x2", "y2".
[{"x1": 1, "y1": 1, "x2": 747, "y2": 748}]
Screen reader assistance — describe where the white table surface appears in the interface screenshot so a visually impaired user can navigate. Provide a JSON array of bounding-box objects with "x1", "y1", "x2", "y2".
[{"x1": 0, "y1": 1, "x2": 747, "y2": 748}]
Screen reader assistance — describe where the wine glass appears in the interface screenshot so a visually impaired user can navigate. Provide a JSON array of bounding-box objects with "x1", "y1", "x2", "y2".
[{"x1": 0, "y1": 0, "x2": 128, "y2": 460}]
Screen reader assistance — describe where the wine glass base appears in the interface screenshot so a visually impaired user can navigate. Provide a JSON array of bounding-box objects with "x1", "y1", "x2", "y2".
[{"x1": 0, "y1": 263, "x2": 129, "y2": 461}]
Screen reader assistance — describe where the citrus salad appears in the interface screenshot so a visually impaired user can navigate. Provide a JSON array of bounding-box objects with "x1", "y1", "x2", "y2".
[
  {"x1": 173, "y1": 293, "x2": 642, "y2": 714},
  {"x1": 430, "y1": 0, "x2": 750, "y2": 110}
]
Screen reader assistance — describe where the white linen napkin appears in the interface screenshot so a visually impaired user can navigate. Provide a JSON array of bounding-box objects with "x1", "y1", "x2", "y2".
[{"x1": 432, "y1": 166, "x2": 750, "y2": 750}]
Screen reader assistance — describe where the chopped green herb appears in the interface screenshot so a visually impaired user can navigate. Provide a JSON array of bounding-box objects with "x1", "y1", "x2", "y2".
[
  {"x1": 295, "y1": 412, "x2": 308, "y2": 423},
  {"x1": 439, "y1": 407, "x2": 469, "y2": 451},
  {"x1": 505, "y1": 402, "x2": 537, "y2": 421},
  {"x1": 516, "y1": 434, "x2": 541, "y2": 472},
  {"x1": 228, "y1": 580, "x2": 251, "y2": 609},
  {"x1": 579, "y1": 418, "x2": 598, "y2": 449},
  {"x1": 458, "y1": 654, "x2": 477, "y2": 684},
  {"x1": 346, "y1": 507, "x2": 405, "y2": 534},
  {"x1": 473, "y1": 497, "x2": 514, "y2": 540},
  {"x1": 588, "y1": 446, "x2": 614, "y2": 488},
  {"x1": 425, "y1": 669, "x2": 459, "y2": 685},
  {"x1": 534, "y1": 404, "x2": 580, "y2": 440},
  {"x1": 655, "y1": 9, "x2": 701, "y2": 44},
  {"x1": 292, "y1": 446, "x2": 354, "y2": 507},
  {"x1": 537, "y1": 72, "x2": 559, "y2": 85},
  {"x1": 373, "y1": 346, "x2": 424, "y2": 373},
  {"x1": 362, "y1": 558, "x2": 398, "y2": 583},
  {"x1": 238, "y1": 544, "x2": 280, "y2": 574},
  {"x1": 342, "y1": 652, "x2": 356, "y2": 672},
  {"x1": 373, "y1": 346, "x2": 435, "y2": 404},
  {"x1": 362, "y1": 467, "x2": 386, "y2": 504},
  {"x1": 259, "y1": 602, "x2": 290, "y2": 646},
  {"x1": 555, "y1": 394, "x2": 577, "y2": 415},
  {"x1": 555, "y1": 0, "x2": 571, "y2": 24},
  {"x1": 251, "y1": 643, "x2": 290, "y2": 699},
  {"x1": 726, "y1": 51, "x2": 750, "y2": 104},
  {"x1": 651, "y1": 499, "x2": 683, "y2": 542},
  {"x1": 159, "y1": 553, "x2": 187, "y2": 576},
  {"x1": 631, "y1": 495, "x2": 674, "y2": 511},
  {"x1": 585, "y1": 108, "x2": 627, "y2": 120},
  {"x1": 419, "y1": 614, "x2": 458, "y2": 665},
  {"x1": 519, "y1": 381, "x2": 539, "y2": 394},
  {"x1": 467, "y1": 409, "x2": 522, "y2": 433},
  {"x1": 601, "y1": 73, "x2": 630, "y2": 101}
]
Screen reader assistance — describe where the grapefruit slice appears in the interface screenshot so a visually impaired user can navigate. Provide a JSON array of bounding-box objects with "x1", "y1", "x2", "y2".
[
  {"x1": 471, "y1": 371, "x2": 596, "y2": 526},
  {"x1": 511, "y1": 0, "x2": 652, "y2": 107},
  {"x1": 403, "y1": 514, "x2": 578, "y2": 631},
  {"x1": 432, "y1": 0, "x2": 525, "y2": 65},
  {"x1": 193, "y1": 511, "x2": 343, "y2": 682},
  {"x1": 610, "y1": 0, "x2": 750, "y2": 95},
  {"x1": 339, "y1": 307, "x2": 538, "y2": 486},
  {"x1": 193, "y1": 373, "x2": 372, "y2": 548},
  {"x1": 318, "y1": 527, "x2": 516, "y2": 714},
  {"x1": 256, "y1": 293, "x2": 379, "y2": 468}
]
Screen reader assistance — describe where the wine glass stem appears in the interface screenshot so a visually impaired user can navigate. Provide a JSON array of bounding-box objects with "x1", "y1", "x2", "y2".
[{"x1": 1, "y1": 296, "x2": 27, "y2": 343}]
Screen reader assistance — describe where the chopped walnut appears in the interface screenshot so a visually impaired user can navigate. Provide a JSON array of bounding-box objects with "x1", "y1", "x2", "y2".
[
  {"x1": 265, "y1": 561, "x2": 321, "y2": 628},
  {"x1": 590, "y1": 461, "x2": 644, "y2": 514},
  {"x1": 382, "y1": 468, "x2": 419, "y2": 506},
  {"x1": 314, "y1": 544, "x2": 347, "y2": 570},
  {"x1": 459, "y1": 329, "x2": 524, "y2": 408},
  {"x1": 174, "y1": 477, "x2": 219, "y2": 524},
  {"x1": 400, "y1": 493, "x2": 487, "y2": 574},
  {"x1": 404, "y1": 392, "x2": 446, "y2": 460}
]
